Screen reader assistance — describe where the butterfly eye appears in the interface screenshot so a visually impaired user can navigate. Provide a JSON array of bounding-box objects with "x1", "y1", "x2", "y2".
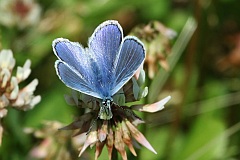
[
  {"x1": 102, "y1": 99, "x2": 112, "y2": 106},
  {"x1": 102, "y1": 101, "x2": 107, "y2": 106}
]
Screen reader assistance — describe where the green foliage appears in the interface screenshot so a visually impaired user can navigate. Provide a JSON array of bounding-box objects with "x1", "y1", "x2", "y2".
[{"x1": 1, "y1": 0, "x2": 240, "y2": 159}]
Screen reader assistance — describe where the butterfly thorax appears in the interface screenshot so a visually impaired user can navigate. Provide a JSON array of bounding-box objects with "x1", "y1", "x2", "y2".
[{"x1": 99, "y1": 97, "x2": 113, "y2": 120}]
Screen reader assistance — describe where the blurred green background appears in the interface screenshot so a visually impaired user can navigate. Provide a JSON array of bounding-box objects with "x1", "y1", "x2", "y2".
[{"x1": 1, "y1": 0, "x2": 240, "y2": 159}]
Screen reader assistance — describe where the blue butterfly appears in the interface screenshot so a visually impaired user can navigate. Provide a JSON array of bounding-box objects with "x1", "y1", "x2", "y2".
[{"x1": 52, "y1": 20, "x2": 145, "y2": 120}]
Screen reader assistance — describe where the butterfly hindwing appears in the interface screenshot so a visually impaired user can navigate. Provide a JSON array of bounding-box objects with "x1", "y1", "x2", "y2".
[
  {"x1": 53, "y1": 39, "x2": 102, "y2": 99},
  {"x1": 111, "y1": 36, "x2": 145, "y2": 95}
]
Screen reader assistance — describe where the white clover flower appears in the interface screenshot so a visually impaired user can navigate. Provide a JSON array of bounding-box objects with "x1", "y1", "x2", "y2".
[
  {"x1": 0, "y1": 49, "x2": 41, "y2": 145},
  {"x1": 26, "y1": 121, "x2": 72, "y2": 159},
  {"x1": 12, "y1": 79, "x2": 41, "y2": 110},
  {"x1": 0, "y1": 0, "x2": 41, "y2": 29}
]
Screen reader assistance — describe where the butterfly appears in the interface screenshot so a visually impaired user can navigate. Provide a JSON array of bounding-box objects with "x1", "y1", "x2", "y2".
[{"x1": 52, "y1": 20, "x2": 145, "y2": 120}]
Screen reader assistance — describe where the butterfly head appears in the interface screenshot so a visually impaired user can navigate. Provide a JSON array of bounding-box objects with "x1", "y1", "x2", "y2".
[{"x1": 99, "y1": 97, "x2": 113, "y2": 120}]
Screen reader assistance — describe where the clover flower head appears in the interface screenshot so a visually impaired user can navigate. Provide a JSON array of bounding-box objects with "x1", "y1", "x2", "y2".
[
  {"x1": 0, "y1": 0, "x2": 41, "y2": 29},
  {"x1": 0, "y1": 49, "x2": 41, "y2": 145},
  {"x1": 26, "y1": 121, "x2": 73, "y2": 159},
  {"x1": 53, "y1": 20, "x2": 171, "y2": 159},
  {"x1": 63, "y1": 67, "x2": 170, "y2": 160},
  {"x1": 131, "y1": 21, "x2": 177, "y2": 78}
]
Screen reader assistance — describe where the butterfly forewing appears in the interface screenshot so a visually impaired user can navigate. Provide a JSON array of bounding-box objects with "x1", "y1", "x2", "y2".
[{"x1": 88, "y1": 20, "x2": 123, "y2": 98}]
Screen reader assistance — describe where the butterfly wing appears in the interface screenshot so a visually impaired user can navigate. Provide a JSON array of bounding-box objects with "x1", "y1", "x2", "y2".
[
  {"x1": 88, "y1": 20, "x2": 123, "y2": 98},
  {"x1": 53, "y1": 20, "x2": 145, "y2": 100},
  {"x1": 88, "y1": 20, "x2": 145, "y2": 97},
  {"x1": 53, "y1": 38, "x2": 102, "y2": 99},
  {"x1": 53, "y1": 21, "x2": 145, "y2": 120},
  {"x1": 111, "y1": 36, "x2": 145, "y2": 95}
]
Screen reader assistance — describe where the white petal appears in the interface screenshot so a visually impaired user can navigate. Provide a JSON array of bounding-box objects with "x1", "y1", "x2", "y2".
[
  {"x1": 0, "y1": 108, "x2": 8, "y2": 118},
  {"x1": 16, "y1": 67, "x2": 24, "y2": 82},
  {"x1": 0, "y1": 49, "x2": 15, "y2": 70},
  {"x1": 22, "y1": 59, "x2": 31, "y2": 78},
  {"x1": 131, "y1": 96, "x2": 171, "y2": 112},
  {"x1": 1, "y1": 68, "x2": 11, "y2": 88},
  {"x1": 12, "y1": 92, "x2": 25, "y2": 107},
  {"x1": 10, "y1": 77, "x2": 19, "y2": 99},
  {"x1": 16, "y1": 59, "x2": 31, "y2": 82},
  {"x1": 0, "y1": 95, "x2": 9, "y2": 108},
  {"x1": 29, "y1": 95, "x2": 41, "y2": 109},
  {"x1": 23, "y1": 79, "x2": 38, "y2": 93}
]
